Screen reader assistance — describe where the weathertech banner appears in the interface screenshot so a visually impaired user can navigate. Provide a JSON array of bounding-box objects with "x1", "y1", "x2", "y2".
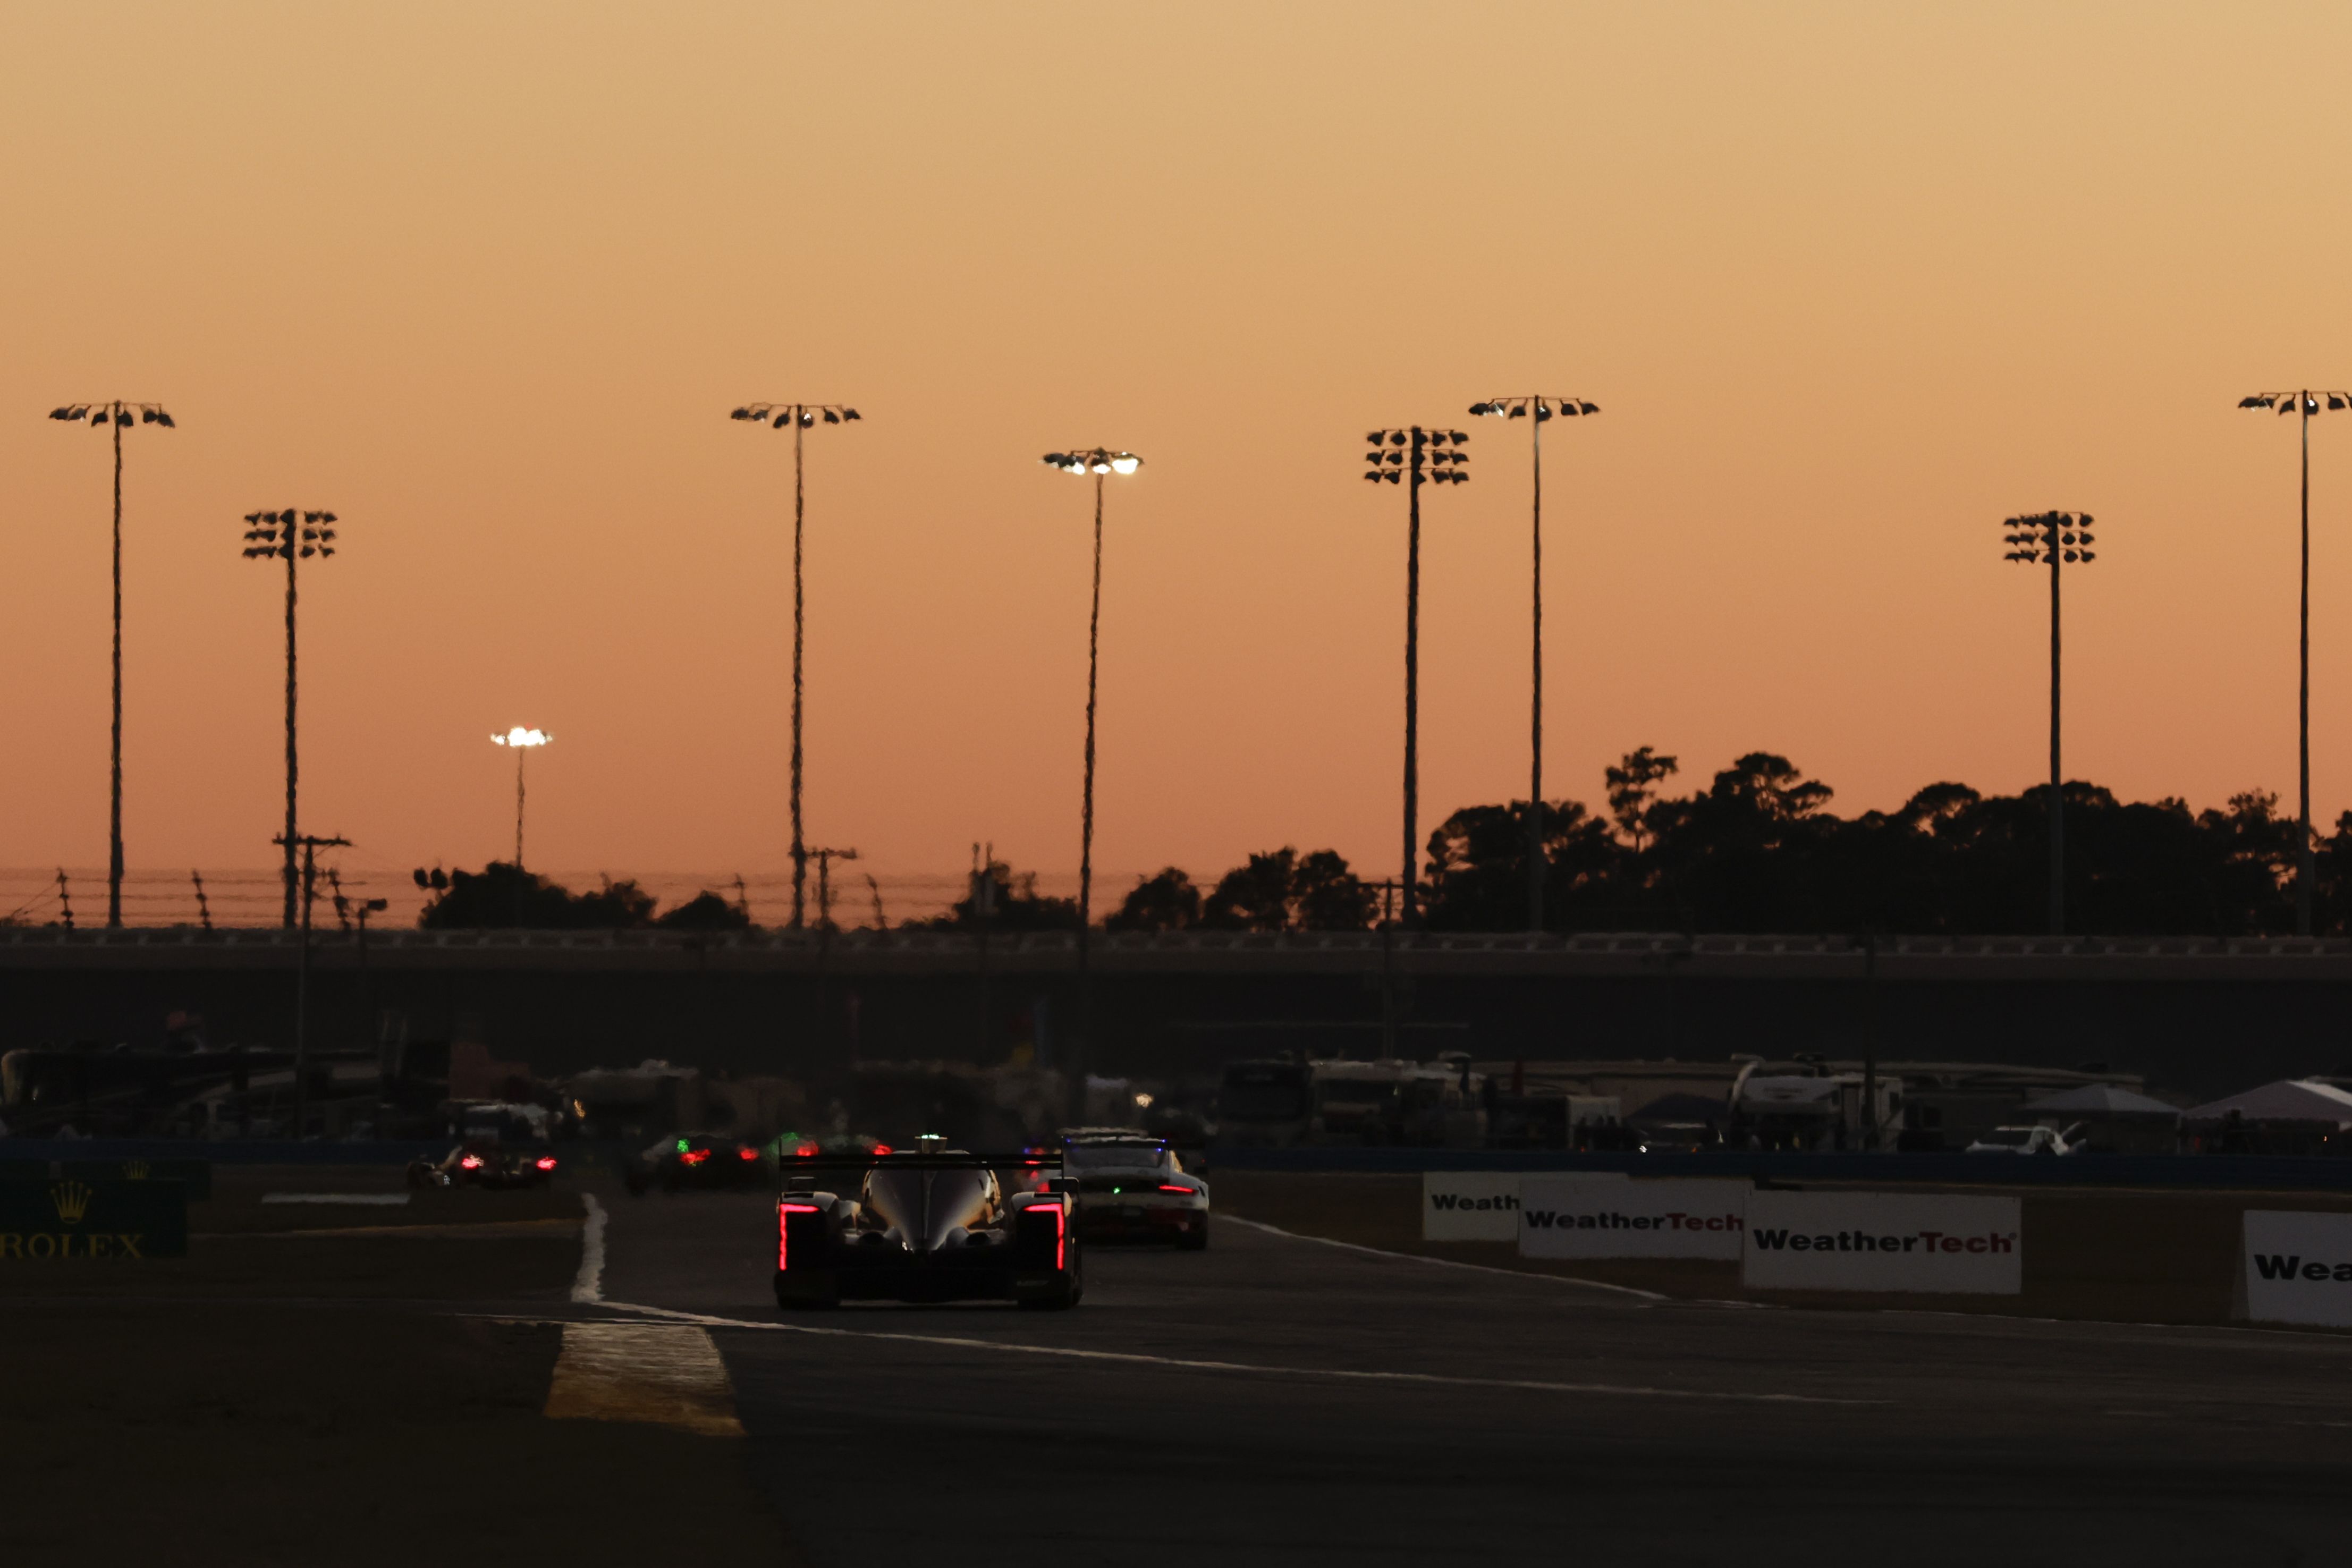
[
  {"x1": 1744, "y1": 1191, "x2": 2020, "y2": 1293},
  {"x1": 1519, "y1": 1176, "x2": 1748, "y2": 1260},
  {"x1": 2242, "y1": 1210, "x2": 2352, "y2": 1327},
  {"x1": 1423, "y1": 1170, "x2": 1625, "y2": 1242}
]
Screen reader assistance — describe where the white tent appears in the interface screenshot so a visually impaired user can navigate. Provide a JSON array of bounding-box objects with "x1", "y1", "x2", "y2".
[
  {"x1": 2182, "y1": 1079, "x2": 2352, "y2": 1124},
  {"x1": 2021, "y1": 1083, "x2": 2181, "y2": 1118}
]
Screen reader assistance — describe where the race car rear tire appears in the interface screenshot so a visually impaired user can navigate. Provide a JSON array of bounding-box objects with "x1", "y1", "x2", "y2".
[{"x1": 1177, "y1": 1219, "x2": 1208, "y2": 1251}]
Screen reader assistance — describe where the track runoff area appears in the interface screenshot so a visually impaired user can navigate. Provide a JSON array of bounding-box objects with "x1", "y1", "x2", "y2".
[{"x1": 566, "y1": 1168, "x2": 2352, "y2": 1567}]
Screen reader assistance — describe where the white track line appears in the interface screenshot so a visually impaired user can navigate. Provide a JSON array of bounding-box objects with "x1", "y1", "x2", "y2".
[
  {"x1": 572, "y1": 1193, "x2": 607, "y2": 1304},
  {"x1": 1221, "y1": 1214, "x2": 1672, "y2": 1302},
  {"x1": 595, "y1": 1299, "x2": 1873, "y2": 1406}
]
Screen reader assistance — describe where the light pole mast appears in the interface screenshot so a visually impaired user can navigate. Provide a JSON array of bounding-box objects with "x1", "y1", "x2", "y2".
[
  {"x1": 1365, "y1": 426, "x2": 1471, "y2": 928},
  {"x1": 490, "y1": 728, "x2": 552, "y2": 868},
  {"x1": 1473, "y1": 394, "x2": 1600, "y2": 931},
  {"x1": 49, "y1": 400, "x2": 175, "y2": 927},
  {"x1": 1042, "y1": 447, "x2": 1144, "y2": 1124},
  {"x1": 2002, "y1": 511, "x2": 2100, "y2": 935},
  {"x1": 241, "y1": 508, "x2": 341, "y2": 926},
  {"x1": 2240, "y1": 390, "x2": 2349, "y2": 934},
  {"x1": 731, "y1": 401, "x2": 862, "y2": 930}
]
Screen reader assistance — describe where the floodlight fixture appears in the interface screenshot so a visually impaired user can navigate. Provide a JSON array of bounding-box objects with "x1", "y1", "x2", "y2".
[
  {"x1": 2240, "y1": 386, "x2": 2352, "y2": 933},
  {"x1": 48, "y1": 398, "x2": 176, "y2": 926},
  {"x1": 2001, "y1": 510, "x2": 2103, "y2": 936},
  {"x1": 1040, "y1": 442, "x2": 1145, "y2": 1125},
  {"x1": 1363, "y1": 425, "x2": 1472, "y2": 930},
  {"x1": 732, "y1": 399, "x2": 865, "y2": 928},
  {"x1": 1471, "y1": 394, "x2": 1603, "y2": 932},
  {"x1": 241, "y1": 506, "x2": 347, "y2": 925}
]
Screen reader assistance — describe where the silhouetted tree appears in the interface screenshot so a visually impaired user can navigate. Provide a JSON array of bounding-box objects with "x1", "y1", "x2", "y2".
[
  {"x1": 906, "y1": 858, "x2": 1081, "y2": 931},
  {"x1": 1604, "y1": 746, "x2": 1678, "y2": 854},
  {"x1": 418, "y1": 863, "x2": 657, "y2": 930},
  {"x1": 1197, "y1": 847, "x2": 1375, "y2": 931},
  {"x1": 655, "y1": 891, "x2": 754, "y2": 931},
  {"x1": 1106, "y1": 867, "x2": 1202, "y2": 932}
]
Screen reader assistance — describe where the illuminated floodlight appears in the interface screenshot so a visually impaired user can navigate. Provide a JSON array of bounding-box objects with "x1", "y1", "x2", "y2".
[{"x1": 492, "y1": 727, "x2": 552, "y2": 748}]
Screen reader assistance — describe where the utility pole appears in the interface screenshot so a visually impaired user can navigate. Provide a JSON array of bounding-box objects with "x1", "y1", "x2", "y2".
[
  {"x1": 49, "y1": 400, "x2": 175, "y2": 926},
  {"x1": 1365, "y1": 426, "x2": 1470, "y2": 928},
  {"x1": 1471, "y1": 395, "x2": 1600, "y2": 930},
  {"x1": 277, "y1": 832, "x2": 351, "y2": 1138}
]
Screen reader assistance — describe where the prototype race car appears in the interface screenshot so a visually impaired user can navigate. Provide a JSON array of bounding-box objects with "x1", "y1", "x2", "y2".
[
  {"x1": 773, "y1": 1144, "x2": 1082, "y2": 1310},
  {"x1": 407, "y1": 1136, "x2": 559, "y2": 1190},
  {"x1": 1061, "y1": 1129, "x2": 1208, "y2": 1249},
  {"x1": 624, "y1": 1132, "x2": 769, "y2": 1194}
]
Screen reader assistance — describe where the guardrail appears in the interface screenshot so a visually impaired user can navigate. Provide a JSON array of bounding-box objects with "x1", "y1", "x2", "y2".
[{"x1": 1207, "y1": 1145, "x2": 2352, "y2": 1190}]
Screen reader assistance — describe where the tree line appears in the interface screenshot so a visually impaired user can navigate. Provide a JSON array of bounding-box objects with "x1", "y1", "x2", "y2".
[{"x1": 413, "y1": 748, "x2": 2349, "y2": 935}]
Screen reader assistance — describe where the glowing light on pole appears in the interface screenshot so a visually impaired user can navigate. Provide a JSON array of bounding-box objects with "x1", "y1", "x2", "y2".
[
  {"x1": 2239, "y1": 389, "x2": 2350, "y2": 935},
  {"x1": 1041, "y1": 447, "x2": 1144, "y2": 1123},
  {"x1": 1364, "y1": 426, "x2": 1471, "y2": 929},
  {"x1": 47, "y1": 400, "x2": 175, "y2": 927},
  {"x1": 490, "y1": 727, "x2": 552, "y2": 869},
  {"x1": 241, "y1": 507, "x2": 341, "y2": 927},
  {"x1": 1471, "y1": 394, "x2": 1600, "y2": 933},
  {"x1": 730, "y1": 401, "x2": 863, "y2": 930}
]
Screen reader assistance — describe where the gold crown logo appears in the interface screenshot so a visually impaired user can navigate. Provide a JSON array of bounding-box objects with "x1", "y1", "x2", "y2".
[
  {"x1": 50, "y1": 1181, "x2": 92, "y2": 1226},
  {"x1": 121, "y1": 1160, "x2": 150, "y2": 1180}
]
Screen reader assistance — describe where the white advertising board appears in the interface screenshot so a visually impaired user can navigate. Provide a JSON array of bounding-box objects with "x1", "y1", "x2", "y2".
[
  {"x1": 2243, "y1": 1210, "x2": 2352, "y2": 1327},
  {"x1": 1422, "y1": 1169, "x2": 1624, "y2": 1241},
  {"x1": 1519, "y1": 1176, "x2": 1749, "y2": 1260},
  {"x1": 1742, "y1": 1191, "x2": 2021, "y2": 1294}
]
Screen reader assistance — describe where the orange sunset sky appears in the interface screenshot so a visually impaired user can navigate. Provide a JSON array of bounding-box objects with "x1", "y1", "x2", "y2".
[{"x1": 5, "y1": 3, "x2": 2352, "y2": 922}]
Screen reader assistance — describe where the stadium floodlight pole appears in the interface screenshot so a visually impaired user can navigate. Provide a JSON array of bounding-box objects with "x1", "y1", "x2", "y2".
[
  {"x1": 2002, "y1": 511, "x2": 2100, "y2": 936},
  {"x1": 1471, "y1": 394, "x2": 1600, "y2": 933},
  {"x1": 1365, "y1": 426, "x2": 1471, "y2": 929},
  {"x1": 490, "y1": 728, "x2": 552, "y2": 868},
  {"x1": 2239, "y1": 391, "x2": 2351, "y2": 935},
  {"x1": 48, "y1": 400, "x2": 175, "y2": 927},
  {"x1": 241, "y1": 508, "x2": 342, "y2": 927},
  {"x1": 730, "y1": 401, "x2": 863, "y2": 931},
  {"x1": 1042, "y1": 447, "x2": 1144, "y2": 1125}
]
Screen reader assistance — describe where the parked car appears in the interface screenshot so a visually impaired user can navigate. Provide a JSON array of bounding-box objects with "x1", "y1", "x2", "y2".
[{"x1": 1965, "y1": 1123, "x2": 2084, "y2": 1156}]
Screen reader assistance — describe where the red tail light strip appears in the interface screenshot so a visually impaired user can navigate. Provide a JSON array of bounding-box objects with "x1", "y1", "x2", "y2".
[{"x1": 777, "y1": 1202, "x2": 822, "y2": 1270}]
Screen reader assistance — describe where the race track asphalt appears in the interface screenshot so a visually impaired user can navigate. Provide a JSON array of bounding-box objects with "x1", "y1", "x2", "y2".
[{"x1": 592, "y1": 1187, "x2": 2352, "y2": 1567}]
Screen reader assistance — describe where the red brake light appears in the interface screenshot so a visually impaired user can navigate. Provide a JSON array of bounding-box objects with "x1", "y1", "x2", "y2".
[
  {"x1": 776, "y1": 1202, "x2": 822, "y2": 1271},
  {"x1": 871, "y1": 1144, "x2": 892, "y2": 1156},
  {"x1": 794, "y1": 1141, "x2": 819, "y2": 1157},
  {"x1": 1158, "y1": 1184, "x2": 1189, "y2": 1193},
  {"x1": 459, "y1": 1155, "x2": 483, "y2": 1169},
  {"x1": 536, "y1": 1157, "x2": 557, "y2": 1171},
  {"x1": 1050, "y1": 1199, "x2": 1065, "y2": 1270},
  {"x1": 738, "y1": 1147, "x2": 759, "y2": 1160},
  {"x1": 679, "y1": 1148, "x2": 709, "y2": 1166}
]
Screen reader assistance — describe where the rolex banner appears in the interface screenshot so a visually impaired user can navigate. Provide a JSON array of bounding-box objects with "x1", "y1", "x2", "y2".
[{"x1": 0, "y1": 1179, "x2": 189, "y2": 1259}]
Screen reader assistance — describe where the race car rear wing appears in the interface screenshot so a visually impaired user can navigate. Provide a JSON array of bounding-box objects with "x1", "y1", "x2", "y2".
[{"x1": 775, "y1": 1151, "x2": 1063, "y2": 1171}]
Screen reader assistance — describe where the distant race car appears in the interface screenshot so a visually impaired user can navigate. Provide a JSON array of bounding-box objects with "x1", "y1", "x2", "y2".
[
  {"x1": 1061, "y1": 1129, "x2": 1209, "y2": 1249},
  {"x1": 626, "y1": 1132, "x2": 769, "y2": 1194},
  {"x1": 773, "y1": 1144, "x2": 1082, "y2": 1310},
  {"x1": 408, "y1": 1137, "x2": 559, "y2": 1190}
]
